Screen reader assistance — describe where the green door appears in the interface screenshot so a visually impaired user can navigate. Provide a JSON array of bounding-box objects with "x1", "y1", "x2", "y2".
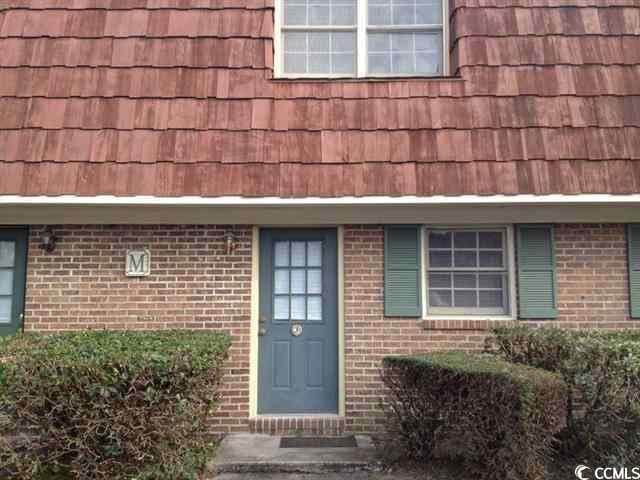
[{"x1": 0, "y1": 228, "x2": 28, "y2": 337}]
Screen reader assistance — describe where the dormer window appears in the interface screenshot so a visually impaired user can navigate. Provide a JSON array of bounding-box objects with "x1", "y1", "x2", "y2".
[{"x1": 275, "y1": 0, "x2": 448, "y2": 78}]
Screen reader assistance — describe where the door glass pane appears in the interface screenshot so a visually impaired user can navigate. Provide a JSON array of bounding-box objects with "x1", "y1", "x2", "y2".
[
  {"x1": 0, "y1": 270, "x2": 13, "y2": 296},
  {"x1": 0, "y1": 242, "x2": 15, "y2": 267},
  {"x1": 307, "y1": 296, "x2": 322, "y2": 321},
  {"x1": 275, "y1": 241, "x2": 290, "y2": 267},
  {"x1": 0, "y1": 297, "x2": 11, "y2": 324},
  {"x1": 307, "y1": 269, "x2": 322, "y2": 294},
  {"x1": 291, "y1": 296, "x2": 306, "y2": 320},
  {"x1": 291, "y1": 242, "x2": 306, "y2": 266},
  {"x1": 274, "y1": 269, "x2": 290, "y2": 294},
  {"x1": 291, "y1": 269, "x2": 306, "y2": 294},
  {"x1": 274, "y1": 296, "x2": 290, "y2": 319},
  {"x1": 308, "y1": 242, "x2": 322, "y2": 267}
]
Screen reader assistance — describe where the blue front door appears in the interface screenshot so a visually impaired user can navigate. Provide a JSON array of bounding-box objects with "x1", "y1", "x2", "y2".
[
  {"x1": 258, "y1": 229, "x2": 339, "y2": 414},
  {"x1": 0, "y1": 229, "x2": 28, "y2": 337}
]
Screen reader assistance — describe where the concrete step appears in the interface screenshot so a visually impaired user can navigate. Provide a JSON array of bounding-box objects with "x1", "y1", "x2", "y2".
[{"x1": 208, "y1": 433, "x2": 382, "y2": 475}]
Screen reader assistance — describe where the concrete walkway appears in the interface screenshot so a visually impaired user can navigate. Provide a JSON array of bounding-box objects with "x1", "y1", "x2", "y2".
[
  {"x1": 209, "y1": 434, "x2": 382, "y2": 475},
  {"x1": 213, "y1": 474, "x2": 420, "y2": 480}
]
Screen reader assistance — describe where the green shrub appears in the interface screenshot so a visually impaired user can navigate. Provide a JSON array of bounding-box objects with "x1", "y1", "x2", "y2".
[
  {"x1": 0, "y1": 330, "x2": 231, "y2": 480},
  {"x1": 381, "y1": 353, "x2": 567, "y2": 480},
  {"x1": 490, "y1": 326, "x2": 640, "y2": 462}
]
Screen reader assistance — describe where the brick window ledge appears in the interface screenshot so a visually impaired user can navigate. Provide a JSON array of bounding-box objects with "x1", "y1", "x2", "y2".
[
  {"x1": 421, "y1": 318, "x2": 516, "y2": 331},
  {"x1": 422, "y1": 319, "x2": 640, "y2": 331}
]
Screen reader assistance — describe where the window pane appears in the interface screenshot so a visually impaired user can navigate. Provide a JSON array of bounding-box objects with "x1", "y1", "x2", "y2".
[
  {"x1": 416, "y1": 0, "x2": 442, "y2": 24},
  {"x1": 454, "y1": 231, "x2": 476, "y2": 249},
  {"x1": 0, "y1": 242, "x2": 15, "y2": 267},
  {"x1": 479, "y1": 290, "x2": 504, "y2": 308},
  {"x1": 0, "y1": 296, "x2": 11, "y2": 324},
  {"x1": 291, "y1": 269, "x2": 306, "y2": 294},
  {"x1": 284, "y1": 3, "x2": 307, "y2": 25},
  {"x1": 453, "y1": 273, "x2": 475, "y2": 289},
  {"x1": 284, "y1": 31, "x2": 355, "y2": 75},
  {"x1": 284, "y1": 0, "x2": 356, "y2": 26},
  {"x1": 454, "y1": 290, "x2": 477, "y2": 308},
  {"x1": 429, "y1": 290, "x2": 451, "y2": 307},
  {"x1": 479, "y1": 251, "x2": 503, "y2": 268},
  {"x1": 368, "y1": 32, "x2": 442, "y2": 76},
  {"x1": 274, "y1": 296, "x2": 290, "y2": 319},
  {"x1": 274, "y1": 269, "x2": 290, "y2": 294},
  {"x1": 479, "y1": 273, "x2": 503, "y2": 289},
  {"x1": 291, "y1": 296, "x2": 306, "y2": 320},
  {"x1": 275, "y1": 241, "x2": 290, "y2": 266},
  {"x1": 429, "y1": 231, "x2": 451, "y2": 249},
  {"x1": 369, "y1": 0, "x2": 442, "y2": 26},
  {"x1": 307, "y1": 296, "x2": 322, "y2": 321},
  {"x1": 429, "y1": 272, "x2": 451, "y2": 288},
  {"x1": 454, "y1": 251, "x2": 476, "y2": 268},
  {"x1": 429, "y1": 250, "x2": 451, "y2": 267},
  {"x1": 479, "y1": 231, "x2": 502, "y2": 249},
  {"x1": 309, "y1": 4, "x2": 330, "y2": 25},
  {"x1": 307, "y1": 269, "x2": 322, "y2": 294}
]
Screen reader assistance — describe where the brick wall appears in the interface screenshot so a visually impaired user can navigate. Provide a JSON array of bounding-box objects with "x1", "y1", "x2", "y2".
[
  {"x1": 342, "y1": 224, "x2": 636, "y2": 433},
  {"x1": 23, "y1": 223, "x2": 636, "y2": 435},
  {"x1": 24, "y1": 225, "x2": 253, "y2": 434}
]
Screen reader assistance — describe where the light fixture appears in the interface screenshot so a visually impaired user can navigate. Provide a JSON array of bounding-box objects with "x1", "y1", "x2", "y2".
[
  {"x1": 40, "y1": 226, "x2": 58, "y2": 253},
  {"x1": 224, "y1": 230, "x2": 237, "y2": 255}
]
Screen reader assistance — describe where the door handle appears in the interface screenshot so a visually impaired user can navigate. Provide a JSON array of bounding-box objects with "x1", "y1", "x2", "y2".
[
  {"x1": 258, "y1": 327, "x2": 267, "y2": 336},
  {"x1": 19, "y1": 313, "x2": 24, "y2": 324}
]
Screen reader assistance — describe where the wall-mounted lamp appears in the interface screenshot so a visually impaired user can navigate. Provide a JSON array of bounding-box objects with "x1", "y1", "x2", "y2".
[
  {"x1": 40, "y1": 226, "x2": 58, "y2": 253},
  {"x1": 224, "y1": 231, "x2": 237, "y2": 255}
]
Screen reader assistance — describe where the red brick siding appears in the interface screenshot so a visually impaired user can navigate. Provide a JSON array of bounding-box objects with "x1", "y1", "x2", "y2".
[
  {"x1": 342, "y1": 224, "x2": 636, "y2": 433},
  {"x1": 24, "y1": 225, "x2": 252, "y2": 434},
  {"x1": 554, "y1": 224, "x2": 631, "y2": 323},
  {"x1": 23, "y1": 223, "x2": 637, "y2": 435}
]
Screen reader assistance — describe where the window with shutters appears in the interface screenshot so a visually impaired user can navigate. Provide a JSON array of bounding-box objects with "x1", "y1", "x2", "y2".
[
  {"x1": 423, "y1": 227, "x2": 516, "y2": 317},
  {"x1": 274, "y1": 0, "x2": 449, "y2": 78}
]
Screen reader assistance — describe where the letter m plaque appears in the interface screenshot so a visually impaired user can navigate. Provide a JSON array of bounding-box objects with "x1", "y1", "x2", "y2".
[{"x1": 126, "y1": 249, "x2": 151, "y2": 277}]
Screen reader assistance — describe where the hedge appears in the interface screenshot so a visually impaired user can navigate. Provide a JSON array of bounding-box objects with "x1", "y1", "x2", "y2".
[
  {"x1": 0, "y1": 330, "x2": 231, "y2": 480},
  {"x1": 490, "y1": 326, "x2": 640, "y2": 462},
  {"x1": 381, "y1": 353, "x2": 567, "y2": 480}
]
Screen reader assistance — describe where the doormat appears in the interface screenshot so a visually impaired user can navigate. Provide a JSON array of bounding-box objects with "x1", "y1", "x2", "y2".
[{"x1": 280, "y1": 436, "x2": 358, "y2": 448}]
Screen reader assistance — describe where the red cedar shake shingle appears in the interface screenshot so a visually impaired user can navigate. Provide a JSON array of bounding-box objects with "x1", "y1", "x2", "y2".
[{"x1": 0, "y1": 1, "x2": 639, "y2": 197}]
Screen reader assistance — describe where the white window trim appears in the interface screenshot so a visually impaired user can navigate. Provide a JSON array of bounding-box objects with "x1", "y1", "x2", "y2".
[
  {"x1": 273, "y1": 0, "x2": 450, "y2": 79},
  {"x1": 421, "y1": 225, "x2": 517, "y2": 321}
]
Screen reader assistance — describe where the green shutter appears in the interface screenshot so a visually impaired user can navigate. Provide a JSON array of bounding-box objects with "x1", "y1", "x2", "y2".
[
  {"x1": 384, "y1": 225, "x2": 422, "y2": 317},
  {"x1": 629, "y1": 225, "x2": 640, "y2": 319},
  {"x1": 517, "y1": 225, "x2": 557, "y2": 319}
]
